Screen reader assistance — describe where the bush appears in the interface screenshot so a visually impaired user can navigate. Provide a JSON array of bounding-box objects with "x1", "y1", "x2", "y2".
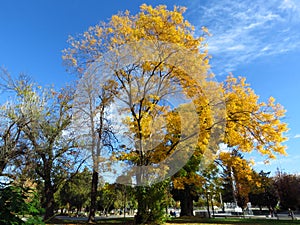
[{"x1": 0, "y1": 184, "x2": 45, "y2": 225}]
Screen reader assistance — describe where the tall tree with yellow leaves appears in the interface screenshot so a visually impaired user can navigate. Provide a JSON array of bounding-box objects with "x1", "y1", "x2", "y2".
[
  {"x1": 63, "y1": 4, "x2": 214, "y2": 224},
  {"x1": 171, "y1": 75, "x2": 288, "y2": 216},
  {"x1": 63, "y1": 4, "x2": 288, "y2": 223},
  {"x1": 217, "y1": 75, "x2": 288, "y2": 210}
]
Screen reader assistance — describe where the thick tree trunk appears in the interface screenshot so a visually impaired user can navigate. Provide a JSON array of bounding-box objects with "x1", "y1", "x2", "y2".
[
  {"x1": 135, "y1": 186, "x2": 148, "y2": 224},
  {"x1": 43, "y1": 177, "x2": 55, "y2": 221},
  {"x1": 179, "y1": 188, "x2": 194, "y2": 217},
  {"x1": 88, "y1": 170, "x2": 98, "y2": 223}
]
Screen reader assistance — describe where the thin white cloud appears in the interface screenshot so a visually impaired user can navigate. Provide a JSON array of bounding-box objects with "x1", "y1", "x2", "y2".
[
  {"x1": 294, "y1": 134, "x2": 300, "y2": 139},
  {"x1": 280, "y1": 0, "x2": 295, "y2": 9},
  {"x1": 255, "y1": 161, "x2": 268, "y2": 166},
  {"x1": 280, "y1": 0, "x2": 300, "y2": 12},
  {"x1": 227, "y1": 44, "x2": 246, "y2": 51},
  {"x1": 186, "y1": 0, "x2": 300, "y2": 74},
  {"x1": 253, "y1": 153, "x2": 300, "y2": 174}
]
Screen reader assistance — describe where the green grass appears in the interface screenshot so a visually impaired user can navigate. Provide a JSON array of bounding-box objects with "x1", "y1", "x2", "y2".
[
  {"x1": 47, "y1": 217, "x2": 134, "y2": 224},
  {"x1": 167, "y1": 217, "x2": 300, "y2": 225},
  {"x1": 47, "y1": 216, "x2": 300, "y2": 225}
]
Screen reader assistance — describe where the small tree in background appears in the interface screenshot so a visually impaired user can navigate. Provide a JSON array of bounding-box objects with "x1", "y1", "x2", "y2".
[
  {"x1": 275, "y1": 171, "x2": 300, "y2": 211},
  {"x1": 60, "y1": 167, "x2": 91, "y2": 215},
  {"x1": 249, "y1": 171, "x2": 279, "y2": 215}
]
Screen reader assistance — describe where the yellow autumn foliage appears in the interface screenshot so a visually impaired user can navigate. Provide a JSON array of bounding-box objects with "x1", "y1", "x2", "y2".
[
  {"x1": 63, "y1": 4, "x2": 288, "y2": 189},
  {"x1": 223, "y1": 75, "x2": 288, "y2": 159}
]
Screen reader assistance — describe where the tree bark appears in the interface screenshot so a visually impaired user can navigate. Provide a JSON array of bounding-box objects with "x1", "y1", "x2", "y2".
[
  {"x1": 135, "y1": 186, "x2": 148, "y2": 224},
  {"x1": 43, "y1": 175, "x2": 55, "y2": 221},
  {"x1": 0, "y1": 161, "x2": 7, "y2": 176},
  {"x1": 206, "y1": 192, "x2": 211, "y2": 218},
  {"x1": 179, "y1": 188, "x2": 194, "y2": 217},
  {"x1": 88, "y1": 170, "x2": 99, "y2": 223}
]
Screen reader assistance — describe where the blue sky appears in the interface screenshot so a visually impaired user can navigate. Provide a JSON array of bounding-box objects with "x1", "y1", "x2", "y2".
[{"x1": 1, "y1": 0, "x2": 300, "y2": 175}]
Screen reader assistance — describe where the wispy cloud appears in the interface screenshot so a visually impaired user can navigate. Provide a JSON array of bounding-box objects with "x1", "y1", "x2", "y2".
[
  {"x1": 186, "y1": 0, "x2": 300, "y2": 74},
  {"x1": 294, "y1": 134, "x2": 300, "y2": 139},
  {"x1": 280, "y1": 0, "x2": 300, "y2": 14},
  {"x1": 251, "y1": 154, "x2": 300, "y2": 174}
]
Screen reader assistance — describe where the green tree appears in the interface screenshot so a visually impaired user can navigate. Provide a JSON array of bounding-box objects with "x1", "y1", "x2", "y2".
[
  {"x1": 172, "y1": 154, "x2": 204, "y2": 217},
  {"x1": 97, "y1": 183, "x2": 120, "y2": 216},
  {"x1": 0, "y1": 184, "x2": 44, "y2": 225},
  {"x1": 275, "y1": 171, "x2": 300, "y2": 210},
  {"x1": 249, "y1": 171, "x2": 279, "y2": 215},
  {"x1": 201, "y1": 163, "x2": 221, "y2": 218},
  {"x1": 60, "y1": 167, "x2": 91, "y2": 214},
  {"x1": 0, "y1": 73, "x2": 83, "y2": 221}
]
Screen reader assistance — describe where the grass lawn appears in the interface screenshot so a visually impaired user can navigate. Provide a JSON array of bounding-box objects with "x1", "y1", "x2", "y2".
[
  {"x1": 47, "y1": 216, "x2": 300, "y2": 225},
  {"x1": 47, "y1": 217, "x2": 133, "y2": 224},
  {"x1": 167, "y1": 217, "x2": 300, "y2": 225}
]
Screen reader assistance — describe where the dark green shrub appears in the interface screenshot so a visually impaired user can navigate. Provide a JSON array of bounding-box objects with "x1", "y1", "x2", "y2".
[{"x1": 0, "y1": 184, "x2": 44, "y2": 225}]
